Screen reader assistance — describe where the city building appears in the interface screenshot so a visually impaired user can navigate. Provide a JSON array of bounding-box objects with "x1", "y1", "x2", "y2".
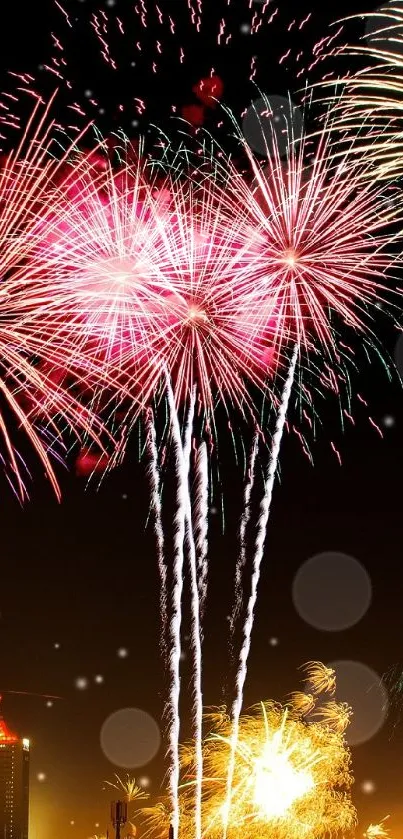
[{"x1": 0, "y1": 697, "x2": 29, "y2": 839}]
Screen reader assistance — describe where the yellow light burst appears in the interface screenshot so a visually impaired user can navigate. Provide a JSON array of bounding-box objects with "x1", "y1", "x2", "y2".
[
  {"x1": 302, "y1": 661, "x2": 337, "y2": 696},
  {"x1": 197, "y1": 700, "x2": 355, "y2": 839},
  {"x1": 364, "y1": 817, "x2": 391, "y2": 839},
  {"x1": 243, "y1": 708, "x2": 318, "y2": 820},
  {"x1": 140, "y1": 663, "x2": 357, "y2": 839},
  {"x1": 104, "y1": 774, "x2": 149, "y2": 804}
]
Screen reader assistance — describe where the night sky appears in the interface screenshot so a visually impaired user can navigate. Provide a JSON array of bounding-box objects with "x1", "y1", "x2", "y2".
[{"x1": 1, "y1": 1, "x2": 403, "y2": 838}]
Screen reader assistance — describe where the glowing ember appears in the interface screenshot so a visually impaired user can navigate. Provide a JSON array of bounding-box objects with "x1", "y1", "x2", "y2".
[{"x1": 251, "y1": 714, "x2": 316, "y2": 819}]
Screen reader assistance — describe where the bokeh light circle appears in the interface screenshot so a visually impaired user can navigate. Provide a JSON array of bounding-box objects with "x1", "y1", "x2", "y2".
[
  {"x1": 365, "y1": 3, "x2": 403, "y2": 56},
  {"x1": 328, "y1": 660, "x2": 388, "y2": 745},
  {"x1": 292, "y1": 552, "x2": 372, "y2": 631},
  {"x1": 242, "y1": 95, "x2": 304, "y2": 158},
  {"x1": 100, "y1": 707, "x2": 161, "y2": 768}
]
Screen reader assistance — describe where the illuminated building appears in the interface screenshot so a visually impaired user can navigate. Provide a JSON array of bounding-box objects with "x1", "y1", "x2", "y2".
[{"x1": 0, "y1": 697, "x2": 29, "y2": 839}]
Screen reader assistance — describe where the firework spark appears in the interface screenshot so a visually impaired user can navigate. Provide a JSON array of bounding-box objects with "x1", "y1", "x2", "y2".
[
  {"x1": 230, "y1": 430, "x2": 259, "y2": 646},
  {"x1": 146, "y1": 409, "x2": 167, "y2": 658},
  {"x1": 302, "y1": 661, "x2": 337, "y2": 696},
  {"x1": 140, "y1": 664, "x2": 357, "y2": 839},
  {"x1": 320, "y1": 6, "x2": 403, "y2": 182},
  {"x1": 364, "y1": 817, "x2": 391, "y2": 839},
  {"x1": 105, "y1": 774, "x2": 149, "y2": 805},
  {"x1": 28, "y1": 0, "x2": 318, "y2": 130},
  {"x1": 193, "y1": 441, "x2": 209, "y2": 620}
]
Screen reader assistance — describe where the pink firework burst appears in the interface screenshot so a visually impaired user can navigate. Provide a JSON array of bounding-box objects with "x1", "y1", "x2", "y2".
[
  {"x1": 20, "y1": 140, "x2": 282, "y2": 428},
  {"x1": 137, "y1": 175, "x2": 283, "y2": 418},
  {"x1": 204, "y1": 105, "x2": 401, "y2": 364},
  {"x1": 0, "y1": 97, "x2": 111, "y2": 499}
]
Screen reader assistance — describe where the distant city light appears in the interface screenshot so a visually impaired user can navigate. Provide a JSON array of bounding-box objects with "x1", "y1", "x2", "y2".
[
  {"x1": 75, "y1": 677, "x2": 89, "y2": 690},
  {"x1": 36, "y1": 772, "x2": 46, "y2": 782},
  {"x1": 94, "y1": 675, "x2": 104, "y2": 684},
  {"x1": 117, "y1": 648, "x2": 129, "y2": 658}
]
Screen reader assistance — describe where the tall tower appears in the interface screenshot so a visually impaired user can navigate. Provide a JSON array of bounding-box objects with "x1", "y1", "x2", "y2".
[{"x1": 0, "y1": 697, "x2": 29, "y2": 839}]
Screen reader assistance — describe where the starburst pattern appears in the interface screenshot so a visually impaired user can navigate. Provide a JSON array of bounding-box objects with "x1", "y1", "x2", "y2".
[
  {"x1": 139, "y1": 668, "x2": 356, "y2": 839},
  {"x1": 199, "y1": 104, "x2": 401, "y2": 363},
  {"x1": 0, "y1": 96, "x2": 109, "y2": 498}
]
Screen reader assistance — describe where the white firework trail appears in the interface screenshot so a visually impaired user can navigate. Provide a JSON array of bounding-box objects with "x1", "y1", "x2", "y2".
[
  {"x1": 146, "y1": 410, "x2": 167, "y2": 659},
  {"x1": 165, "y1": 382, "x2": 203, "y2": 839},
  {"x1": 182, "y1": 388, "x2": 203, "y2": 839},
  {"x1": 193, "y1": 442, "x2": 209, "y2": 618},
  {"x1": 165, "y1": 378, "x2": 189, "y2": 839},
  {"x1": 230, "y1": 431, "x2": 259, "y2": 643},
  {"x1": 222, "y1": 345, "x2": 298, "y2": 839}
]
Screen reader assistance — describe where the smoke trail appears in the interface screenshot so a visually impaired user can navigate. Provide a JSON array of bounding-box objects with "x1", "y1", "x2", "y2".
[
  {"x1": 193, "y1": 442, "x2": 209, "y2": 619},
  {"x1": 183, "y1": 390, "x2": 203, "y2": 839},
  {"x1": 230, "y1": 432, "x2": 259, "y2": 644},
  {"x1": 222, "y1": 346, "x2": 298, "y2": 839},
  {"x1": 165, "y1": 379, "x2": 188, "y2": 839},
  {"x1": 146, "y1": 410, "x2": 167, "y2": 659}
]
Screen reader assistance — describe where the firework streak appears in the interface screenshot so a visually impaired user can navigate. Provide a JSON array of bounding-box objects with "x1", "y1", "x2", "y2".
[
  {"x1": 223, "y1": 346, "x2": 298, "y2": 839},
  {"x1": 230, "y1": 431, "x2": 259, "y2": 646},
  {"x1": 146, "y1": 410, "x2": 167, "y2": 658},
  {"x1": 165, "y1": 378, "x2": 190, "y2": 837},
  {"x1": 193, "y1": 442, "x2": 209, "y2": 620}
]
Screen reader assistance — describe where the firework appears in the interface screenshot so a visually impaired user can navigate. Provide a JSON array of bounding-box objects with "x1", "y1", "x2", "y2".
[
  {"x1": 364, "y1": 817, "x2": 391, "y2": 839},
  {"x1": 14, "y1": 134, "x2": 281, "y2": 839},
  {"x1": 18, "y1": 137, "x2": 283, "y2": 428},
  {"x1": 319, "y1": 6, "x2": 403, "y2": 182},
  {"x1": 0, "y1": 96, "x2": 110, "y2": 498},
  {"x1": 15, "y1": 109, "x2": 400, "y2": 838},
  {"x1": 105, "y1": 774, "x2": 149, "y2": 805},
  {"x1": 191, "y1": 105, "x2": 401, "y2": 837},
  {"x1": 231, "y1": 431, "x2": 259, "y2": 645},
  {"x1": 302, "y1": 662, "x2": 337, "y2": 696},
  {"x1": 140, "y1": 664, "x2": 357, "y2": 839},
  {"x1": 224, "y1": 345, "x2": 298, "y2": 838},
  {"x1": 193, "y1": 442, "x2": 209, "y2": 620},
  {"x1": 21, "y1": 0, "x2": 320, "y2": 133},
  {"x1": 205, "y1": 102, "x2": 400, "y2": 358},
  {"x1": 182, "y1": 386, "x2": 203, "y2": 839},
  {"x1": 146, "y1": 410, "x2": 167, "y2": 658}
]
